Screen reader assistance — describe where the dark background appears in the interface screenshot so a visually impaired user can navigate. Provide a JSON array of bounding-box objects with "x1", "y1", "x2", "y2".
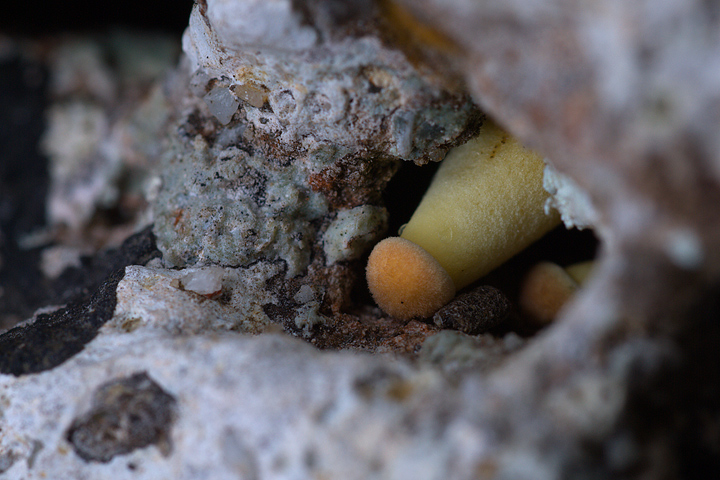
[
  {"x1": 1, "y1": 1, "x2": 194, "y2": 35},
  {"x1": 0, "y1": 1, "x2": 193, "y2": 325}
]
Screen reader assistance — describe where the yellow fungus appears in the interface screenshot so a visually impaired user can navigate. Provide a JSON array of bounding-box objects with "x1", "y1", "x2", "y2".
[
  {"x1": 367, "y1": 120, "x2": 561, "y2": 319},
  {"x1": 565, "y1": 260, "x2": 595, "y2": 284}
]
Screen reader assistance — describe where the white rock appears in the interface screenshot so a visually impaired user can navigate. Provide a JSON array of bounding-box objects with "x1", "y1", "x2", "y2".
[
  {"x1": 543, "y1": 163, "x2": 600, "y2": 231},
  {"x1": 110, "y1": 263, "x2": 281, "y2": 334},
  {"x1": 323, "y1": 205, "x2": 388, "y2": 264},
  {"x1": 179, "y1": 266, "x2": 226, "y2": 295},
  {"x1": 0, "y1": 330, "x2": 491, "y2": 480}
]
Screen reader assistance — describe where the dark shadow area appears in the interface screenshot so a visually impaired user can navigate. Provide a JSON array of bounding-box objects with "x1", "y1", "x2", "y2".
[
  {"x1": 0, "y1": 55, "x2": 51, "y2": 328},
  {"x1": 0, "y1": 0, "x2": 190, "y2": 328},
  {"x1": 0, "y1": 1, "x2": 194, "y2": 36},
  {"x1": 0, "y1": 227, "x2": 161, "y2": 376},
  {"x1": 382, "y1": 159, "x2": 440, "y2": 237}
]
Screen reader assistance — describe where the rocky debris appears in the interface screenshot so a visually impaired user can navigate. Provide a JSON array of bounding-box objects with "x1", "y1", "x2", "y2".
[
  {"x1": 0, "y1": 269, "x2": 123, "y2": 376},
  {"x1": 418, "y1": 330, "x2": 525, "y2": 375},
  {"x1": 44, "y1": 226, "x2": 162, "y2": 308},
  {"x1": 110, "y1": 262, "x2": 283, "y2": 335},
  {"x1": 152, "y1": 127, "x2": 330, "y2": 275}
]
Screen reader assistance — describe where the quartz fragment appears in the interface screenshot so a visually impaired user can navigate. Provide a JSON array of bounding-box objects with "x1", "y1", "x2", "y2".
[
  {"x1": 203, "y1": 86, "x2": 240, "y2": 125},
  {"x1": 179, "y1": 266, "x2": 225, "y2": 295}
]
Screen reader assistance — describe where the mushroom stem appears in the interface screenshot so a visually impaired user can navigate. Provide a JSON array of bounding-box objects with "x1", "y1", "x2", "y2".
[{"x1": 401, "y1": 120, "x2": 560, "y2": 289}]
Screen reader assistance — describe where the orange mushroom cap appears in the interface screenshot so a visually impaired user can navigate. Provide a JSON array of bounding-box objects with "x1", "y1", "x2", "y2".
[
  {"x1": 519, "y1": 261, "x2": 579, "y2": 325},
  {"x1": 366, "y1": 237, "x2": 455, "y2": 320}
]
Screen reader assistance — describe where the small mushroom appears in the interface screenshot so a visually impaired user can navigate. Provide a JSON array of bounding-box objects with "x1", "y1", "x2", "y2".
[{"x1": 519, "y1": 260, "x2": 594, "y2": 325}]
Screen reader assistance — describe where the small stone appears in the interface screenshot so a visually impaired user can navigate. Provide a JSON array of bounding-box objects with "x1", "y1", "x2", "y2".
[
  {"x1": 432, "y1": 285, "x2": 511, "y2": 335},
  {"x1": 66, "y1": 372, "x2": 177, "y2": 463},
  {"x1": 179, "y1": 266, "x2": 225, "y2": 295}
]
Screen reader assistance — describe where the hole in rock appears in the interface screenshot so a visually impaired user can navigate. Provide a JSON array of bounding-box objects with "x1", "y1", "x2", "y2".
[{"x1": 354, "y1": 156, "x2": 600, "y2": 342}]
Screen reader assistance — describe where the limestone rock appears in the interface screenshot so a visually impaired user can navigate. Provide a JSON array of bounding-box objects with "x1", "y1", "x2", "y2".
[{"x1": 2, "y1": 1, "x2": 720, "y2": 479}]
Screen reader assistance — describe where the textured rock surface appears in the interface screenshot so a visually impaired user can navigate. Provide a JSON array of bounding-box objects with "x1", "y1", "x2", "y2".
[
  {"x1": 0, "y1": 329, "x2": 527, "y2": 479},
  {"x1": 2, "y1": 0, "x2": 720, "y2": 478},
  {"x1": 1, "y1": 295, "x2": 716, "y2": 479},
  {"x1": 152, "y1": 128, "x2": 329, "y2": 275},
  {"x1": 154, "y1": 0, "x2": 481, "y2": 280},
  {"x1": 0, "y1": 227, "x2": 160, "y2": 375},
  {"x1": 110, "y1": 262, "x2": 285, "y2": 334},
  {"x1": 66, "y1": 371, "x2": 177, "y2": 463},
  {"x1": 182, "y1": 0, "x2": 479, "y2": 163}
]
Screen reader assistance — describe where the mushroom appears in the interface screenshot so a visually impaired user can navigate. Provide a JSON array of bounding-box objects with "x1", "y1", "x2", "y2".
[
  {"x1": 520, "y1": 260, "x2": 595, "y2": 325},
  {"x1": 366, "y1": 120, "x2": 560, "y2": 319}
]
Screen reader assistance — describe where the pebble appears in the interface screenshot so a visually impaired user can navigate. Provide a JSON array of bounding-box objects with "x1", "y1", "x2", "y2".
[{"x1": 433, "y1": 285, "x2": 511, "y2": 335}]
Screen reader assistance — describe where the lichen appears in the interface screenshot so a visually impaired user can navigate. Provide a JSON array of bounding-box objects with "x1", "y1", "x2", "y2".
[
  {"x1": 153, "y1": 0, "x2": 480, "y2": 283},
  {"x1": 322, "y1": 205, "x2": 388, "y2": 264},
  {"x1": 153, "y1": 133, "x2": 328, "y2": 276}
]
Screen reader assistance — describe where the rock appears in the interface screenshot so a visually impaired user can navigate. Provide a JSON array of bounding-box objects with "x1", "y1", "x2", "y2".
[
  {"x1": 322, "y1": 205, "x2": 388, "y2": 265},
  {"x1": 66, "y1": 372, "x2": 177, "y2": 463},
  {"x1": 419, "y1": 330, "x2": 525, "y2": 374},
  {"x1": 0, "y1": 330, "x2": 470, "y2": 479},
  {"x1": 432, "y1": 285, "x2": 511, "y2": 335},
  {"x1": 110, "y1": 262, "x2": 283, "y2": 334},
  {"x1": 182, "y1": 0, "x2": 479, "y2": 164},
  {"x1": 0, "y1": 227, "x2": 160, "y2": 375},
  {"x1": 2, "y1": 1, "x2": 720, "y2": 479},
  {"x1": 154, "y1": 0, "x2": 481, "y2": 281}
]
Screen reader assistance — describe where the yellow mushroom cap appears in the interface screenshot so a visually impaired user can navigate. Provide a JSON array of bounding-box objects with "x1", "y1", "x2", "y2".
[{"x1": 366, "y1": 237, "x2": 455, "y2": 320}]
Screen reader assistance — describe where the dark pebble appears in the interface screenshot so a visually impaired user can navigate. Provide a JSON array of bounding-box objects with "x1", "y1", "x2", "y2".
[{"x1": 433, "y1": 285, "x2": 511, "y2": 335}]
